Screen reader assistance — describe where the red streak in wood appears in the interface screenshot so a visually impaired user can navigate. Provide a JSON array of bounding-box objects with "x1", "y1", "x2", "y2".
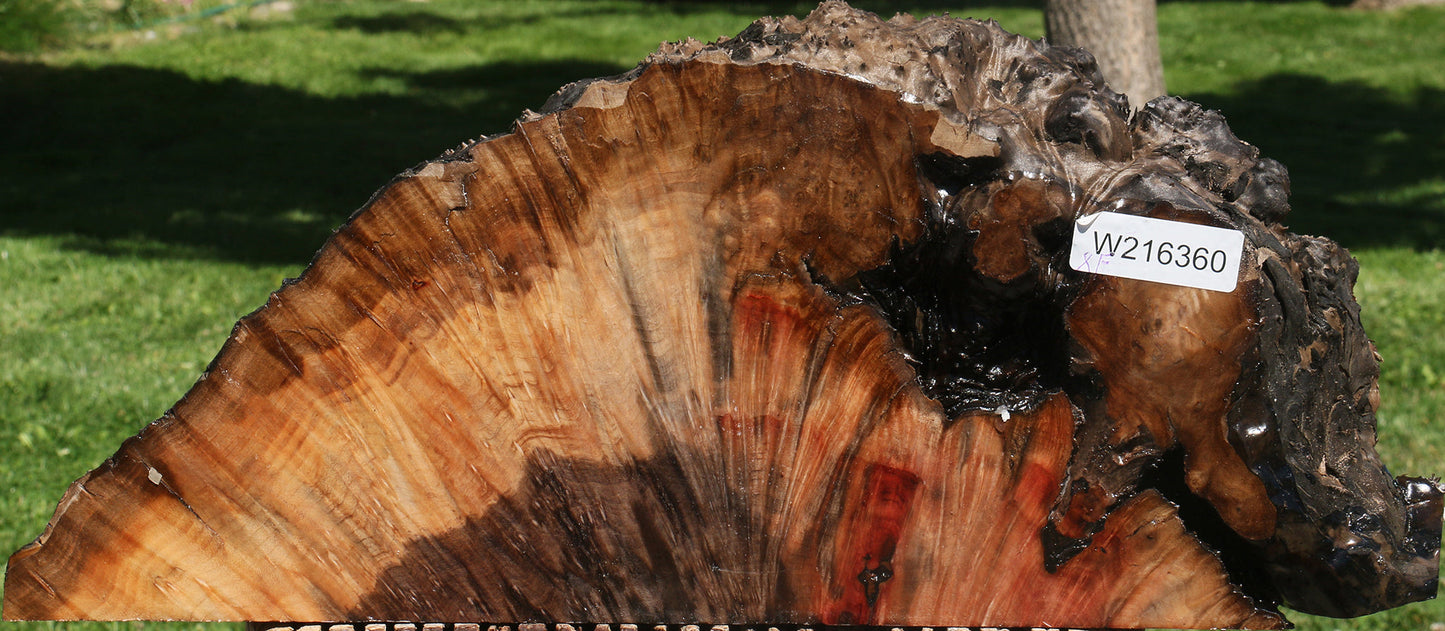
[
  {"x1": 827, "y1": 463, "x2": 921, "y2": 625},
  {"x1": 733, "y1": 291, "x2": 806, "y2": 336},
  {"x1": 716, "y1": 413, "x2": 755, "y2": 435},
  {"x1": 714, "y1": 413, "x2": 787, "y2": 451},
  {"x1": 1013, "y1": 459, "x2": 1065, "y2": 515}
]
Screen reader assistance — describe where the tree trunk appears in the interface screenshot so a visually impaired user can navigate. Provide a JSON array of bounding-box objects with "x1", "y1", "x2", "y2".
[
  {"x1": 3, "y1": 2, "x2": 1440, "y2": 628},
  {"x1": 1045, "y1": 0, "x2": 1168, "y2": 108}
]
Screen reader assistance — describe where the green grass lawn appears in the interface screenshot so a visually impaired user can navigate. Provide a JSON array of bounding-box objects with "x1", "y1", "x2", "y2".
[{"x1": 1, "y1": 2, "x2": 1442, "y2": 630}]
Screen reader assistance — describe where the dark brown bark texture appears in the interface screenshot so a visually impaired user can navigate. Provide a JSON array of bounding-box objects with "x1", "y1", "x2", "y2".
[
  {"x1": 1044, "y1": 0, "x2": 1167, "y2": 108},
  {"x1": 3, "y1": 2, "x2": 1441, "y2": 628}
]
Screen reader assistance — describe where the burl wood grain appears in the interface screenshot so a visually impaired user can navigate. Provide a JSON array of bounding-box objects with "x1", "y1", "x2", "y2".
[{"x1": 5, "y1": 1, "x2": 1438, "y2": 626}]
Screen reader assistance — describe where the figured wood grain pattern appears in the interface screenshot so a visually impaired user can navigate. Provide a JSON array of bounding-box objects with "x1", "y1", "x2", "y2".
[{"x1": 4, "y1": 2, "x2": 1440, "y2": 627}]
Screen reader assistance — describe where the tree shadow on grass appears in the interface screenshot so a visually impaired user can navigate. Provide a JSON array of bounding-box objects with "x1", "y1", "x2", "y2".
[
  {"x1": 0, "y1": 58, "x2": 628, "y2": 265},
  {"x1": 1183, "y1": 74, "x2": 1445, "y2": 251},
  {"x1": 327, "y1": 5, "x2": 639, "y2": 35},
  {"x1": 320, "y1": 1, "x2": 1039, "y2": 37},
  {"x1": 332, "y1": 12, "x2": 472, "y2": 35},
  {"x1": 6, "y1": 57, "x2": 1439, "y2": 269},
  {"x1": 647, "y1": 0, "x2": 1046, "y2": 11}
]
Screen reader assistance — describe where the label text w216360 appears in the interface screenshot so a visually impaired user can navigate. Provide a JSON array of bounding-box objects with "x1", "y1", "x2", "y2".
[{"x1": 1069, "y1": 212, "x2": 1245, "y2": 293}]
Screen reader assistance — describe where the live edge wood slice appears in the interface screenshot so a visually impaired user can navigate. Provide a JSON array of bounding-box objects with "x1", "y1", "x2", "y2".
[{"x1": 4, "y1": 2, "x2": 1441, "y2": 629}]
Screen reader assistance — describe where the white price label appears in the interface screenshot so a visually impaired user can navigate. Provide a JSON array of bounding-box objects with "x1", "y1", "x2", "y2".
[{"x1": 1069, "y1": 212, "x2": 1245, "y2": 292}]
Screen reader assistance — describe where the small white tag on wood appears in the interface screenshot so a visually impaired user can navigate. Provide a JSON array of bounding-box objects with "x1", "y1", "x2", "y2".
[{"x1": 1069, "y1": 212, "x2": 1245, "y2": 292}]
